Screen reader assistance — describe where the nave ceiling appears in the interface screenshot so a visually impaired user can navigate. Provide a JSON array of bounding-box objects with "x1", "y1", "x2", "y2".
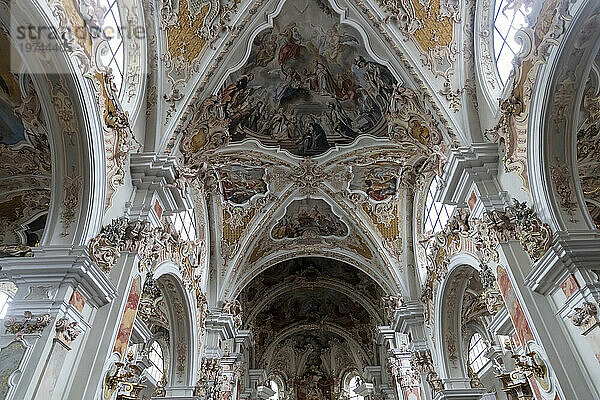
[
  {"x1": 237, "y1": 257, "x2": 385, "y2": 380},
  {"x1": 163, "y1": 0, "x2": 465, "y2": 302}
]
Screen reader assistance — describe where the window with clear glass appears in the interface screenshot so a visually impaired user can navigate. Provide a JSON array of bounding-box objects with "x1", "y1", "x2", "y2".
[
  {"x1": 424, "y1": 177, "x2": 455, "y2": 234},
  {"x1": 0, "y1": 291, "x2": 12, "y2": 319},
  {"x1": 169, "y1": 209, "x2": 197, "y2": 242},
  {"x1": 147, "y1": 341, "x2": 164, "y2": 381},
  {"x1": 269, "y1": 379, "x2": 279, "y2": 400},
  {"x1": 493, "y1": 0, "x2": 532, "y2": 85},
  {"x1": 99, "y1": 0, "x2": 125, "y2": 93},
  {"x1": 348, "y1": 375, "x2": 364, "y2": 400},
  {"x1": 468, "y1": 332, "x2": 489, "y2": 374}
]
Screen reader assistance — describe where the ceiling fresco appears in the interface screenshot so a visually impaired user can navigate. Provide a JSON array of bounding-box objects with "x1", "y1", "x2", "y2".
[
  {"x1": 217, "y1": 165, "x2": 268, "y2": 205},
  {"x1": 271, "y1": 199, "x2": 349, "y2": 239},
  {"x1": 220, "y1": 0, "x2": 398, "y2": 156},
  {"x1": 349, "y1": 162, "x2": 400, "y2": 202},
  {"x1": 239, "y1": 257, "x2": 385, "y2": 311},
  {"x1": 239, "y1": 257, "x2": 383, "y2": 367},
  {"x1": 248, "y1": 287, "x2": 374, "y2": 359}
]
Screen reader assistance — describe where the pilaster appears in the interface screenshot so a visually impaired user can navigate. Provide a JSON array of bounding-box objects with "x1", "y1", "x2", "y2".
[
  {"x1": 0, "y1": 246, "x2": 116, "y2": 400},
  {"x1": 497, "y1": 241, "x2": 600, "y2": 399}
]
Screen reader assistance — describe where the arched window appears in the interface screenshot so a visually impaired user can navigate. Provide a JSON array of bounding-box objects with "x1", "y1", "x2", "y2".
[
  {"x1": 147, "y1": 341, "x2": 165, "y2": 381},
  {"x1": 169, "y1": 209, "x2": 197, "y2": 241},
  {"x1": 468, "y1": 332, "x2": 489, "y2": 373},
  {"x1": 493, "y1": 0, "x2": 532, "y2": 85},
  {"x1": 99, "y1": 0, "x2": 125, "y2": 94},
  {"x1": 0, "y1": 282, "x2": 17, "y2": 319},
  {"x1": 348, "y1": 375, "x2": 364, "y2": 400},
  {"x1": 0, "y1": 291, "x2": 12, "y2": 319},
  {"x1": 269, "y1": 379, "x2": 280, "y2": 400},
  {"x1": 424, "y1": 177, "x2": 455, "y2": 234}
]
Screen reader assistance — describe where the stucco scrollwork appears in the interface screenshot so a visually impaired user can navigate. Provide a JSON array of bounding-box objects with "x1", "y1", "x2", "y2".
[
  {"x1": 89, "y1": 218, "x2": 200, "y2": 274},
  {"x1": 4, "y1": 311, "x2": 53, "y2": 341},
  {"x1": 55, "y1": 317, "x2": 82, "y2": 346},
  {"x1": 570, "y1": 302, "x2": 598, "y2": 333},
  {"x1": 381, "y1": 293, "x2": 404, "y2": 323}
]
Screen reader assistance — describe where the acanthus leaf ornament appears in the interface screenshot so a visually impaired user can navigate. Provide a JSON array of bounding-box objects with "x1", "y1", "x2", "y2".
[
  {"x1": 89, "y1": 218, "x2": 200, "y2": 274},
  {"x1": 55, "y1": 317, "x2": 81, "y2": 346},
  {"x1": 4, "y1": 311, "x2": 53, "y2": 341}
]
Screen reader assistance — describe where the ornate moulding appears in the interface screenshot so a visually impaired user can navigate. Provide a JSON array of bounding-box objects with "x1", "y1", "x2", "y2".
[
  {"x1": 4, "y1": 311, "x2": 53, "y2": 341},
  {"x1": 421, "y1": 201, "x2": 552, "y2": 324},
  {"x1": 487, "y1": 0, "x2": 580, "y2": 192},
  {"x1": 88, "y1": 218, "x2": 200, "y2": 283},
  {"x1": 161, "y1": 0, "x2": 461, "y2": 154}
]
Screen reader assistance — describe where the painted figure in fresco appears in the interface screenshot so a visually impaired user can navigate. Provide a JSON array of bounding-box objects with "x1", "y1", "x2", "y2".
[
  {"x1": 243, "y1": 100, "x2": 266, "y2": 132},
  {"x1": 327, "y1": 101, "x2": 357, "y2": 138},
  {"x1": 279, "y1": 23, "x2": 303, "y2": 66},
  {"x1": 354, "y1": 56, "x2": 395, "y2": 109},
  {"x1": 274, "y1": 67, "x2": 307, "y2": 105},
  {"x1": 250, "y1": 32, "x2": 278, "y2": 68},
  {"x1": 272, "y1": 202, "x2": 348, "y2": 239},
  {"x1": 220, "y1": 73, "x2": 254, "y2": 116},
  {"x1": 313, "y1": 60, "x2": 335, "y2": 96},
  {"x1": 219, "y1": 167, "x2": 267, "y2": 204},
  {"x1": 323, "y1": 25, "x2": 359, "y2": 62},
  {"x1": 365, "y1": 168, "x2": 397, "y2": 201},
  {"x1": 221, "y1": 0, "x2": 398, "y2": 156}
]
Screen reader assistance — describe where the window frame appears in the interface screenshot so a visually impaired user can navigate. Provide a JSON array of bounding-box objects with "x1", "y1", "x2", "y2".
[
  {"x1": 423, "y1": 176, "x2": 456, "y2": 236},
  {"x1": 467, "y1": 332, "x2": 490, "y2": 374},
  {"x1": 168, "y1": 208, "x2": 198, "y2": 242},
  {"x1": 147, "y1": 340, "x2": 165, "y2": 382},
  {"x1": 492, "y1": 0, "x2": 532, "y2": 86},
  {"x1": 0, "y1": 291, "x2": 12, "y2": 319},
  {"x1": 99, "y1": 0, "x2": 126, "y2": 96},
  {"x1": 346, "y1": 373, "x2": 364, "y2": 400}
]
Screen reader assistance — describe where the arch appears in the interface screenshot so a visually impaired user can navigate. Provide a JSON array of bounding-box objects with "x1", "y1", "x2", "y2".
[
  {"x1": 153, "y1": 262, "x2": 199, "y2": 388},
  {"x1": 242, "y1": 278, "x2": 384, "y2": 326},
  {"x1": 433, "y1": 252, "x2": 482, "y2": 381},
  {"x1": 528, "y1": 0, "x2": 600, "y2": 232},
  {"x1": 261, "y1": 322, "x2": 372, "y2": 371},
  {"x1": 0, "y1": 0, "x2": 106, "y2": 246},
  {"x1": 230, "y1": 254, "x2": 395, "y2": 301}
]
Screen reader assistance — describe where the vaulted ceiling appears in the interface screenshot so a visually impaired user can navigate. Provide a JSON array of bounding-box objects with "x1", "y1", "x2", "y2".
[
  {"x1": 238, "y1": 257, "x2": 384, "y2": 376},
  {"x1": 160, "y1": 0, "x2": 467, "y2": 303}
]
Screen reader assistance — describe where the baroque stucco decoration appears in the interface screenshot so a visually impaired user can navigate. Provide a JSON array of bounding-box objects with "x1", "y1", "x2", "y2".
[
  {"x1": 487, "y1": 0, "x2": 579, "y2": 191},
  {"x1": 422, "y1": 202, "x2": 552, "y2": 323},
  {"x1": 88, "y1": 217, "x2": 201, "y2": 290},
  {"x1": 0, "y1": 37, "x2": 52, "y2": 247}
]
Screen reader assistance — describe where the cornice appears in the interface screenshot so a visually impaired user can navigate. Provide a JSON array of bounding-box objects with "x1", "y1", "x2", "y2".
[
  {"x1": 0, "y1": 246, "x2": 117, "y2": 308},
  {"x1": 438, "y1": 143, "x2": 508, "y2": 211},
  {"x1": 525, "y1": 231, "x2": 600, "y2": 295}
]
